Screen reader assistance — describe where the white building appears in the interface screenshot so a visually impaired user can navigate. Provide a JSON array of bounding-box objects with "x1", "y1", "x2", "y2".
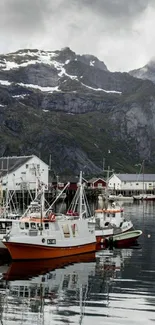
[
  {"x1": 108, "y1": 173, "x2": 155, "y2": 192},
  {"x1": 0, "y1": 155, "x2": 49, "y2": 191}
]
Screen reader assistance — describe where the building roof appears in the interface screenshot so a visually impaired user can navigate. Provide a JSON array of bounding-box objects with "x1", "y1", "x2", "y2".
[
  {"x1": 51, "y1": 175, "x2": 88, "y2": 184},
  {"x1": 88, "y1": 177, "x2": 106, "y2": 183},
  {"x1": 115, "y1": 173, "x2": 155, "y2": 182},
  {"x1": 0, "y1": 156, "x2": 33, "y2": 177}
]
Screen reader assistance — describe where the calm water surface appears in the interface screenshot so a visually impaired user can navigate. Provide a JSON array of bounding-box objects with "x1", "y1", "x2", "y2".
[{"x1": 0, "y1": 201, "x2": 155, "y2": 325}]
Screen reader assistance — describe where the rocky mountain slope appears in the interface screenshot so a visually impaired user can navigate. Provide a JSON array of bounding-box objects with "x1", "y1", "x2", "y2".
[
  {"x1": 129, "y1": 59, "x2": 155, "y2": 84},
  {"x1": 0, "y1": 47, "x2": 155, "y2": 176}
]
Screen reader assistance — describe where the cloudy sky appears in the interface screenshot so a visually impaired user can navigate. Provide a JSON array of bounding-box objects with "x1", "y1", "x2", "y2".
[{"x1": 1, "y1": 0, "x2": 155, "y2": 71}]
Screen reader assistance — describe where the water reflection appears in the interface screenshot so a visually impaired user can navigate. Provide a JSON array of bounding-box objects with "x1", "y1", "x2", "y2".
[
  {"x1": 0, "y1": 202, "x2": 155, "y2": 324},
  {"x1": 0, "y1": 248, "x2": 133, "y2": 325}
]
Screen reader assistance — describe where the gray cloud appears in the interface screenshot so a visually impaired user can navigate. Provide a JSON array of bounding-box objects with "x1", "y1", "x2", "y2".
[{"x1": 0, "y1": 0, "x2": 155, "y2": 71}]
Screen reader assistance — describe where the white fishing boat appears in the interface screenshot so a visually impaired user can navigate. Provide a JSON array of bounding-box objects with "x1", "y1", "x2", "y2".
[
  {"x1": 2, "y1": 172, "x2": 96, "y2": 260},
  {"x1": 64, "y1": 175, "x2": 133, "y2": 245},
  {"x1": 90, "y1": 200, "x2": 133, "y2": 245}
]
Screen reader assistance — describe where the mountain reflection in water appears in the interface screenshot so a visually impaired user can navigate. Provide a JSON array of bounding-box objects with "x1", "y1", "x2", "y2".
[{"x1": 0, "y1": 201, "x2": 154, "y2": 325}]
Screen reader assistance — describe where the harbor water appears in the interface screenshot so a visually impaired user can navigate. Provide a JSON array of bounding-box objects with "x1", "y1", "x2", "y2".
[{"x1": 0, "y1": 201, "x2": 154, "y2": 324}]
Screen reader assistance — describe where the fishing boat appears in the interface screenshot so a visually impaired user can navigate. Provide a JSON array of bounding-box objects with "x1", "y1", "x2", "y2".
[
  {"x1": 91, "y1": 200, "x2": 133, "y2": 245},
  {"x1": 2, "y1": 172, "x2": 96, "y2": 260},
  {"x1": 104, "y1": 229, "x2": 142, "y2": 248},
  {"x1": 64, "y1": 175, "x2": 133, "y2": 245},
  {"x1": 0, "y1": 180, "x2": 70, "y2": 252}
]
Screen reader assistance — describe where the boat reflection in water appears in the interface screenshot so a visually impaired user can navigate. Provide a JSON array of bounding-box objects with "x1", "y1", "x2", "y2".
[{"x1": 0, "y1": 249, "x2": 133, "y2": 325}]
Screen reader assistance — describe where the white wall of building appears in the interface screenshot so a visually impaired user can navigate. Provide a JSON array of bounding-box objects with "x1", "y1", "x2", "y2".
[
  {"x1": 2, "y1": 155, "x2": 49, "y2": 191},
  {"x1": 108, "y1": 175, "x2": 122, "y2": 190},
  {"x1": 108, "y1": 174, "x2": 155, "y2": 191}
]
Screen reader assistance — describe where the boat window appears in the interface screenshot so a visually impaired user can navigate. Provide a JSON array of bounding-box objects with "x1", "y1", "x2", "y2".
[
  {"x1": 25, "y1": 222, "x2": 29, "y2": 229},
  {"x1": 62, "y1": 224, "x2": 70, "y2": 238},
  {"x1": 71, "y1": 223, "x2": 78, "y2": 237},
  {"x1": 44, "y1": 223, "x2": 49, "y2": 229},
  {"x1": 107, "y1": 214, "x2": 110, "y2": 218},
  {"x1": 31, "y1": 223, "x2": 36, "y2": 229},
  {"x1": 6, "y1": 222, "x2": 12, "y2": 228},
  {"x1": 19, "y1": 222, "x2": 25, "y2": 229},
  {"x1": 112, "y1": 213, "x2": 115, "y2": 218},
  {"x1": 37, "y1": 223, "x2": 40, "y2": 228},
  {"x1": 0, "y1": 223, "x2": 6, "y2": 229}
]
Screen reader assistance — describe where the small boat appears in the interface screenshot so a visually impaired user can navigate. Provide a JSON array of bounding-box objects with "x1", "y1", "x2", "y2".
[
  {"x1": 104, "y1": 229, "x2": 143, "y2": 248},
  {"x1": 133, "y1": 194, "x2": 155, "y2": 201},
  {"x1": 108, "y1": 194, "x2": 134, "y2": 202},
  {"x1": 2, "y1": 172, "x2": 96, "y2": 260}
]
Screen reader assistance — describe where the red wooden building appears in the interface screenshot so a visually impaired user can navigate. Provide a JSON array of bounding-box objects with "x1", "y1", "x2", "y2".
[{"x1": 87, "y1": 177, "x2": 106, "y2": 189}]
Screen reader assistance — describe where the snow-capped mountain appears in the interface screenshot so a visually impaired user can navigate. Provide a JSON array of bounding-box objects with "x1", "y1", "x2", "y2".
[
  {"x1": 129, "y1": 59, "x2": 155, "y2": 83},
  {"x1": 0, "y1": 47, "x2": 155, "y2": 175},
  {"x1": 0, "y1": 47, "x2": 120, "y2": 97},
  {"x1": 0, "y1": 46, "x2": 148, "y2": 104}
]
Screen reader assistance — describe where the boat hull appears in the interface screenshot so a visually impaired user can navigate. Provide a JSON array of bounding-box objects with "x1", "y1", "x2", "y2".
[
  {"x1": 105, "y1": 230, "x2": 142, "y2": 248},
  {"x1": 3, "y1": 241, "x2": 96, "y2": 260},
  {"x1": 95, "y1": 224, "x2": 133, "y2": 245}
]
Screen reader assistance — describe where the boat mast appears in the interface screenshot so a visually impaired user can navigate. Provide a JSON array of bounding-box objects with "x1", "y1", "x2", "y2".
[
  {"x1": 40, "y1": 185, "x2": 44, "y2": 234},
  {"x1": 142, "y1": 160, "x2": 145, "y2": 194},
  {"x1": 79, "y1": 171, "x2": 83, "y2": 219},
  {"x1": 5, "y1": 157, "x2": 9, "y2": 217}
]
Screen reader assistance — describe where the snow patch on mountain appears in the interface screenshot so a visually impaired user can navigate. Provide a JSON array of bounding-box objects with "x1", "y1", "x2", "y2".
[
  {"x1": 17, "y1": 83, "x2": 60, "y2": 93},
  {"x1": 0, "y1": 80, "x2": 11, "y2": 86},
  {"x1": 81, "y1": 82, "x2": 122, "y2": 94},
  {"x1": 12, "y1": 94, "x2": 28, "y2": 98},
  {"x1": 90, "y1": 60, "x2": 95, "y2": 66}
]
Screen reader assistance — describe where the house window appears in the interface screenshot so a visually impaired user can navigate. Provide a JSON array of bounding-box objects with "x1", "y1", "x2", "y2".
[
  {"x1": 26, "y1": 164, "x2": 28, "y2": 169},
  {"x1": 21, "y1": 172, "x2": 26, "y2": 174},
  {"x1": 124, "y1": 181, "x2": 126, "y2": 184},
  {"x1": 136, "y1": 183, "x2": 139, "y2": 185},
  {"x1": 97, "y1": 183, "x2": 102, "y2": 188}
]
